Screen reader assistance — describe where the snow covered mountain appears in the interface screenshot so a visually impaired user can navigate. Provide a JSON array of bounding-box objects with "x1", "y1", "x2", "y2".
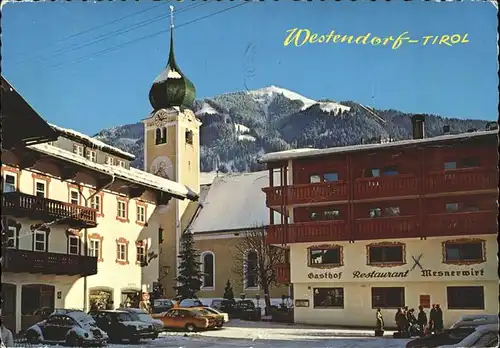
[{"x1": 93, "y1": 86, "x2": 490, "y2": 172}]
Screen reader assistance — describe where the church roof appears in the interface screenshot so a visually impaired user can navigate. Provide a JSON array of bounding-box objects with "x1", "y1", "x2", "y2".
[{"x1": 149, "y1": 27, "x2": 196, "y2": 110}]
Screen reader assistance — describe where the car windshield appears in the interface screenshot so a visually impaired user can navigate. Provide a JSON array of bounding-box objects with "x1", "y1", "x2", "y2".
[
  {"x1": 191, "y1": 310, "x2": 204, "y2": 317},
  {"x1": 137, "y1": 314, "x2": 153, "y2": 322},
  {"x1": 205, "y1": 308, "x2": 218, "y2": 314}
]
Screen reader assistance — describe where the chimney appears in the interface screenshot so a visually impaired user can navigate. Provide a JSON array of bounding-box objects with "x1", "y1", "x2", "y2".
[
  {"x1": 443, "y1": 125, "x2": 450, "y2": 135},
  {"x1": 411, "y1": 114, "x2": 425, "y2": 139}
]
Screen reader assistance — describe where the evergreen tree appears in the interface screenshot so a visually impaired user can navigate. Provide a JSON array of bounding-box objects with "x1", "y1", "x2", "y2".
[
  {"x1": 174, "y1": 232, "x2": 203, "y2": 300},
  {"x1": 223, "y1": 279, "x2": 234, "y2": 300}
]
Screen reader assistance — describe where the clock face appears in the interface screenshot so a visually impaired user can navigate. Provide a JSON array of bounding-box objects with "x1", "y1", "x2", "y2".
[
  {"x1": 150, "y1": 156, "x2": 174, "y2": 180},
  {"x1": 153, "y1": 110, "x2": 167, "y2": 127}
]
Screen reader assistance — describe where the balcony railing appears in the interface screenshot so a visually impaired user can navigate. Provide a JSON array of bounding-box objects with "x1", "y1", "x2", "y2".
[
  {"x1": 425, "y1": 210, "x2": 498, "y2": 237},
  {"x1": 267, "y1": 220, "x2": 349, "y2": 244},
  {"x1": 2, "y1": 192, "x2": 97, "y2": 228},
  {"x1": 263, "y1": 181, "x2": 348, "y2": 206},
  {"x1": 354, "y1": 215, "x2": 420, "y2": 240},
  {"x1": 354, "y1": 174, "x2": 419, "y2": 199},
  {"x1": 274, "y1": 263, "x2": 291, "y2": 284},
  {"x1": 2, "y1": 249, "x2": 98, "y2": 276},
  {"x1": 425, "y1": 168, "x2": 498, "y2": 194}
]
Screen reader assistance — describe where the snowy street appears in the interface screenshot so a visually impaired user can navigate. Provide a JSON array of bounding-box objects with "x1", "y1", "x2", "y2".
[{"x1": 104, "y1": 320, "x2": 410, "y2": 348}]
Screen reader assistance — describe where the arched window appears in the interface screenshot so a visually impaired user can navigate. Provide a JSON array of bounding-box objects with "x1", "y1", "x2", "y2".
[
  {"x1": 155, "y1": 128, "x2": 162, "y2": 145},
  {"x1": 245, "y1": 250, "x2": 258, "y2": 289},
  {"x1": 161, "y1": 127, "x2": 167, "y2": 143},
  {"x1": 200, "y1": 251, "x2": 215, "y2": 289}
]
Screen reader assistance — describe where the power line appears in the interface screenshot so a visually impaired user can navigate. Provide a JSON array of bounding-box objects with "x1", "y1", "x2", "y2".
[
  {"x1": 12, "y1": 2, "x2": 169, "y2": 64},
  {"x1": 13, "y1": 2, "x2": 206, "y2": 67},
  {"x1": 44, "y1": 2, "x2": 251, "y2": 74}
]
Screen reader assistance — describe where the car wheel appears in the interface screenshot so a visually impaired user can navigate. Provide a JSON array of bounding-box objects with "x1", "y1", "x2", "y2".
[
  {"x1": 185, "y1": 324, "x2": 196, "y2": 332},
  {"x1": 26, "y1": 330, "x2": 40, "y2": 344},
  {"x1": 66, "y1": 333, "x2": 83, "y2": 347}
]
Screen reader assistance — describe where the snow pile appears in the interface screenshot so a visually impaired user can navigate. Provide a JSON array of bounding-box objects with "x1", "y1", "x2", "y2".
[
  {"x1": 234, "y1": 123, "x2": 250, "y2": 134},
  {"x1": 117, "y1": 137, "x2": 140, "y2": 145},
  {"x1": 50, "y1": 124, "x2": 135, "y2": 159},
  {"x1": 196, "y1": 102, "x2": 218, "y2": 116},
  {"x1": 238, "y1": 134, "x2": 256, "y2": 142},
  {"x1": 249, "y1": 85, "x2": 351, "y2": 115}
]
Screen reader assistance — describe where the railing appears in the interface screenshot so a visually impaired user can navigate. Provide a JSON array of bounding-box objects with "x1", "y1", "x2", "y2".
[
  {"x1": 3, "y1": 249, "x2": 98, "y2": 276},
  {"x1": 263, "y1": 181, "x2": 348, "y2": 206},
  {"x1": 425, "y1": 168, "x2": 498, "y2": 194},
  {"x1": 267, "y1": 220, "x2": 349, "y2": 244},
  {"x1": 274, "y1": 263, "x2": 291, "y2": 284},
  {"x1": 354, "y1": 215, "x2": 420, "y2": 240},
  {"x1": 2, "y1": 192, "x2": 97, "y2": 227},
  {"x1": 354, "y1": 174, "x2": 418, "y2": 199},
  {"x1": 425, "y1": 211, "x2": 498, "y2": 236}
]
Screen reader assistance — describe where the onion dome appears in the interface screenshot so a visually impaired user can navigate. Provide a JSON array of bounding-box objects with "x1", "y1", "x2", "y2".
[{"x1": 149, "y1": 26, "x2": 196, "y2": 110}]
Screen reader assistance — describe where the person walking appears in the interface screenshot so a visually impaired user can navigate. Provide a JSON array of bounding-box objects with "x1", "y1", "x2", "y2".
[
  {"x1": 0, "y1": 318, "x2": 14, "y2": 347},
  {"x1": 429, "y1": 304, "x2": 437, "y2": 334},
  {"x1": 417, "y1": 306, "x2": 428, "y2": 336},
  {"x1": 375, "y1": 308, "x2": 384, "y2": 336},
  {"x1": 434, "y1": 304, "x2": 444, "y2": 333}
]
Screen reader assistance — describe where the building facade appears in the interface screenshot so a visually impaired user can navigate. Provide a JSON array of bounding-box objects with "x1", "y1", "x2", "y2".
[
  {"x1": 1, "y1": 79, "x2": 197, "y2": 334},
  {"x1": 261, "y1": 117, "x2": 498, "y2": 328}
]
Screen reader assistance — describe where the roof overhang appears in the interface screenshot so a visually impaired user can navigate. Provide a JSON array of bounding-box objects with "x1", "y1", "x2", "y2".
[{"x1": 1, "y1": 76, "x2": 58, "y2": 149}]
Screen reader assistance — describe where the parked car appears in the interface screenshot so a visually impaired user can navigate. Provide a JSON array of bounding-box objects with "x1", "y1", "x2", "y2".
[
  {"x1": 191, "y1": 307, "x2": 226, "y2": 328},
  {"x1": 436, "y1": 324, "x2": 499, "y2": 348},
  {"x1": 25, "y1": 311, "x2": 108, "y2": 346},
  {"x1": 117, "y1": 308, "x2": 164, "y2": 336},
  {"x1": 152, "y1": 299, "x2": 174, "y2": 314},
  {"x1": 152, "y1": 308, "x2": 217, "y2": 332},
  {"x1": 52, "y1": 308, "x2": 85, "y2": 315},
  {"x1": 179, "y1": 299, "x2": 204, "y2": 308},
  {"x1": 234, "y1": 300, "x2": 261, "y2": 321},
  {"x1": 197, "y1": 307, "x2": 229, "y2": 323},
  {"x1": 88, "y1": 310, "x2": 156, "y2": 343},
  {"x1": 449, "y1": 314, "x2": 498, "y2": 329},
  {"x1": 212, "y1": 299, "x2": 237, "y2": 317}
]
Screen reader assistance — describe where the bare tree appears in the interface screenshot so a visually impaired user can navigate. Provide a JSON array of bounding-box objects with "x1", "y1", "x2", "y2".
[{"x1": 231, "y1": 226, "x2": 286, "y2": 314}]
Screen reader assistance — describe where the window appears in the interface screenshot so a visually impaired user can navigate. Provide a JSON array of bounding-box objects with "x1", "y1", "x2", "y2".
[
  {"x1": 117, "y1": 200, "x2": 127, "y2": 221},
  {"x1": 105, "y1": 156, "x2": 114, "y2": 165},
  {"x1": 447, "y1": 286, "x2": 484, "y2": 310},
  {"x1": 3, "y1": 173, "x2": 16, "y2": 193},
  {"x1": 446, "y1": 203, "x2": 459, "y2": 212},
  {"x1": 244, "y1": 251, "x2": 258, "y2": 289},
  {"x1": 461, "y1": 158, "x2": 478, "y2": 168},
  {"x1": 323, "y1": 173, "x2": 338, "y2": 182},
  {"x1": 136, "y1": 205, "x2": 145, "y2": 223},
  {"x1": 156, "y1": 128, "x2": 167, "y2": 145},
  {"x1": 90, "y1": 195, "x2": 101, "y2": 213},
  {"x1": 368, "y1": 244, "x2": 404, "y2": 264},
  {"x1": 382, "y1": 166, "x2": 399, "y2": 176},
  {"x1": 313, "y1": 288, "x2": 344, "y2": 308},
  {"x1": 444, "y1": 161, "x2": 457, "y2": 170},
  {"x1": 6, "y1": 226, "x2": 18, "y2": 249},
  {"x1": 68, "y1": 235, "x2": 80, "y2": 255},
  {"x1": 89, "y1": 239, "x2": 100, "y2": 259},
  {"x1": 309, "y1": 247, "x2": 341, "y2": 266},
  {"x1": 35, "y1": 181, "x2": 46, "y2": 198},
  {"x1": 136, "y1": 243, "x2": 146, "y2": 264},
  {"x1": 201, "y1": 252, "x2": 215, "y2": 289},
  {"x1": 324, "y1": 209, "x2": 340, "y2": 220},
  {"x1": 372, "y1": 287, "x2": 405, "y2": 308},
  {"x1": 34, "y1": 230, "x2": 47, "y2": 252},
  {"x1": 369, "y1": 206, "x2": 400, "y2": 218},
  {"x1": 309, "y1": 212, "x2": 321, "y2": 220},
  {"x1": 117, "y1": 243, "x2": 127, "y2": 261},
  {"x1": 364, "y1": 168, "x2": 381, "y2": 178},
  {"x1": 86, "y1": 149, "x2": 97, "y2": 162},
  {"x1": 185, "y1": 130, "x2": 193, "y2": 145},
  {"x1": 309, "y1": 175, "x2": 321, "y2": 183},
  {"x1": 73, "y1": 144, "x2": 84, "y2": 156},
  {"x1": 69, "y1": 189, "x2": 79, "y2": 205},
  {"x1": 117, "y1": 160, "x2": 126, "y2": 168},
  {"x1": 444, "y1": 240, "x2": 484, "y2": 263}
]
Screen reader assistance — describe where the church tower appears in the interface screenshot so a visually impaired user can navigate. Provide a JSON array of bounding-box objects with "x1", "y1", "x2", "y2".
[{"x1": 142, "y1": 6, "x2": 201, "y2": 297}]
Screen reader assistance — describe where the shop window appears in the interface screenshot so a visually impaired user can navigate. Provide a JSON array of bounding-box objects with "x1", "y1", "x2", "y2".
[
  {"x1": 309, "y1": 175, "x2": 321, "y2": 184},
  {"x1": 368, "y1": 244, "x2": 404, "y2": 265},
  {"x1": 461, "y1": 157, "x2": 479, "y2": 168},
  {"x1": 364, "y1": 168, "x2": 381, "y2": 178},
  {"x1": 447, "y1": 286, "x2": 484, "y2": 310},
  {"x1": 444, "y1": 161, "x2": 457, "y2": 170},
  {"x1": 309, "y1": 212, "x2": 321, "y2": 220},
  {"x1": 313, "y1": 288, "x2": 344, "y2": 308},
  {"x1": 309, "y1": 246, "x2": 342, "y2": 266},
  {"x1": 369, "y1": 206, "x2": 400, "y2": 218},
  {"x1": 382, "y1": 166, "x2": 399, "y2": 176},
  {"x1": 323, "y1": 172, "x2": 338, "y2": 182},
  {"x1": 443, "y1": 240, "x2": 484, "y2": 264},
  {"x1": 446, "y1": 203, "x2": 459, "y2": 212},
  {"x1": 371, "y1": 287, "x2": 405, "y2": 308},
  {"x1": 324, "y1": 209, "x2": 340, "y2": 220}
]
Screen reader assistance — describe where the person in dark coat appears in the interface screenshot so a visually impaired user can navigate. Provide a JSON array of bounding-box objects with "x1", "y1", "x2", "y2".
[
  {"x1": 429, "y1": 304, "x2": 436, "y2": 334},
  {"x1": 376, "y1": 308, "x2": 384, "y2": 332},
  {"x1": 417, "y1": 306, "x2": 428, "y2": 335},
  {"x1": 395, "y1": 308, "x2": 407, "y2": 334},
  {"x1": 434, "y1": 304, "x2": 444, "y2": 333}
]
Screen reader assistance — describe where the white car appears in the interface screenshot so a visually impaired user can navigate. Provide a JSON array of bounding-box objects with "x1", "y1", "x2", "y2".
[
  {"x1": 437, "y1": 324, "x2": 498, "y2": 348},
  {"x1": 450, "y1": 314, "x2": 498, "y2": 329},
  {"x1": 203, "y1": 307, "x2": 230, "y2": 323}
]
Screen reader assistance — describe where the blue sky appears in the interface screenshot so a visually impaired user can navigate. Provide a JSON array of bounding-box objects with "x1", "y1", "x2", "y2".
[{"x1": 2, "y1": 1, "x2": 498, "y2": 135}]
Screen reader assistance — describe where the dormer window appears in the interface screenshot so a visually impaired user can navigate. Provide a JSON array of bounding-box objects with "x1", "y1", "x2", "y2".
[
  {"x1": 185, "y1": 130, "x2": 193, "y2": 145},
  {"x1": 86, "y1": 149, "x2": 97, "y2": 162},
  {"x1": 105, "y1": 156, "x2": 114, "y2": 166},
  {"x1": 73, "y1": 144, "x2": 84, "y2": 157},
  {"x1": 156, "y1": 127, "x2": 167, "y2": 145},
  {"x1": 117, "y1": 160, "x2": 126, "y2": 168}
]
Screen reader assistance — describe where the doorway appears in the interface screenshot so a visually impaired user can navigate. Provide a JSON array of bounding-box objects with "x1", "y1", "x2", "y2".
[
  {"x1": 1, "y1": 283, "x2": 16, "y2": 333},
  {"x1": 21, "y1": 284, "x2": 55, "y2": 331}
]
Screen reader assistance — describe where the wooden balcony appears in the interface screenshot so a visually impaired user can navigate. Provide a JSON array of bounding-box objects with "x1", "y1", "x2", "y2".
[
  {"x1": 2, "y1": 249, "x2": 98, "y2": 276},
  {"x1": 354, "y1": 215, "x2": 420, "y2": 240},
  {"x1": 273, "y1": 263, "x2": 291, "y2": 284},
  {"x1": 267, "y1": 220, "x2": 349, "y2": 244},
  {"x1": 263, "y1": 181, "x2": 348, "y2": 206},
  {"x1": 354, "y1": 174, "x2": 419, "y2": 200},
  {"x1": 425, "y1": 168, "x2": 498, "y2": 194},
  {"x1": 425, "y1": 211, "x2": 498, "y2": 237},
  {"x1": 2, "y1": 192, "x2": 97, "y2": 228}
]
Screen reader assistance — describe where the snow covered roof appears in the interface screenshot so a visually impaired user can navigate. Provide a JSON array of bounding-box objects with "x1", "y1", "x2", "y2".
[
  {"x1": 28, "y1": 142, "x2": 198, "y2": 201},
  {"x1": 189, "y1": 171, "x2": 282, "y2": 234},
  {"x1": 195, "y1": 102, "x2": 218, "y2": 116},
  {"x1": 50, "y1": 124, "x2": 135, "y2": 160},
  {"x1": 260, "y1": 129, "x2": 499, "y2": 163}
]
